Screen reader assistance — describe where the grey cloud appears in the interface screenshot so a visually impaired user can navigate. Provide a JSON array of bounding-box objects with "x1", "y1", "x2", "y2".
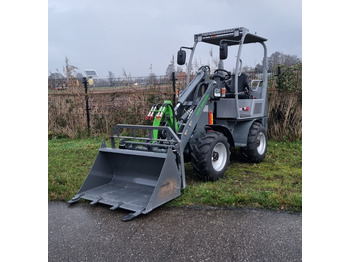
[{"x1": 48, "y1": 0, "x2": 301, "y2": 77}]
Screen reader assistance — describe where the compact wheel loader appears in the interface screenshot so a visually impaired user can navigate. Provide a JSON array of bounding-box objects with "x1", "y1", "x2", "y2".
[{"x1": 69, "y1": 27, "x2": 269, "y2": 221}]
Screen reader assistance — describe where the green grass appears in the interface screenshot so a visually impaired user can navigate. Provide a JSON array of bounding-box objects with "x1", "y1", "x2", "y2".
[
  {"x1": 48, "y1": 137, "x2": 104, "y2": 201},
  {"x1": 48, "y1": 138, "x2": 302, "y2": 212}
]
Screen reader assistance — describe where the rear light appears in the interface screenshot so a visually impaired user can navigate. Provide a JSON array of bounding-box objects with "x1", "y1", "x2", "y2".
[
  {"x1": 209, "y1": 111, "x2": 214, "y2": 125},
  {"x1": 239, "y1": 106, "x2": 250, "y2": 111},
  {"x1": 221, "y1": 87, "x2": 226, "y2": 97}
]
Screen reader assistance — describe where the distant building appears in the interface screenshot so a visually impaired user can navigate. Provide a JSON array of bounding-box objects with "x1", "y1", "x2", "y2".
[{"x1": 175, "y1": 72, "x2": 187, "y2": 81}]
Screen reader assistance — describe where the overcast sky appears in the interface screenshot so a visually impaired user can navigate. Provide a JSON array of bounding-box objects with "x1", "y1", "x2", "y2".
[{"x1": 48, "y1": 0, "x2": 302, "y2": 77}]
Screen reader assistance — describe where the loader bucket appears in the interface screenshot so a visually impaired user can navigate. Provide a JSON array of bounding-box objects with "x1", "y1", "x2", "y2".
[{"x1": 68, "y1": 125, "x2": 184, "y2": 221}]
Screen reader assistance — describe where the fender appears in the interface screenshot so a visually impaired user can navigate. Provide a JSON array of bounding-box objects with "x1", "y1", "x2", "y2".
[
  {"x1": 206, "y1": 124, "x2": 235, "y2": 149},
  {"x1": 232, "y1": 119, "x2": 264, "y2": 147}
]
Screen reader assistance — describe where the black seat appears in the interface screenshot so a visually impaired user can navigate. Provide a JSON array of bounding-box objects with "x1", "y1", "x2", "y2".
[{"x1": 226, "y1": 73, "x2": 250, "y2": 99}]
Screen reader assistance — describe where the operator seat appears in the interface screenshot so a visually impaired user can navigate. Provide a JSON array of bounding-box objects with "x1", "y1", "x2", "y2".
[{"x1": 226, "y1": 73, "x2": 250, "y2": 99}]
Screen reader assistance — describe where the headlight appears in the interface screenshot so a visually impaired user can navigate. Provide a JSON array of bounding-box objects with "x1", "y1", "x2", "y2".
[{"x1": 214, "y1": 88, "x2": 221, "y2": 97}]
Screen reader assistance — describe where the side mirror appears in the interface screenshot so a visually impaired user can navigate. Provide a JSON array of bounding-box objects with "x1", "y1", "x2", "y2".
[
  {"x1": 177, "y1": 50, "x2": 186, "y2": 65},
  {"x1": 219, "y1": 43, "x2": 228, "y2": 60}
]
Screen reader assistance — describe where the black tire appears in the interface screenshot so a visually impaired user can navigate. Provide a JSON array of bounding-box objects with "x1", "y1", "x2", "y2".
[
  {"x1": 241, "y1": 122, "x2": 267, "y2": 163},
  {"x1": 191, "y1": 131, "x2": 230, "y2": 181}
]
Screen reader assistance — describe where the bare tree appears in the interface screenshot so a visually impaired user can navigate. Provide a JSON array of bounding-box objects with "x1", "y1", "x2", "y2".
[
  {"x1": 193, "y1": 58, "x2": 199, "y2": 72},
  {"x1": 254, "y1": 63, "x2": 263, "y2": 73},
  {"x1": 76, "y1": 72, "x2": 84, "y2": 80},
  {"x1": 62, "y1": 56, "x2": 78, "y2": 89},
  {"x1": 122, "y1": 68, "x2": 132, "y2": 85},
  {"x1": 148, "y1": 73, "x2": 157, "y2": 85},
  {"x1": 48, "y1": 70, "x2": 65, "y2": 89},
  {"x1": 267, "y1": 52, "x2": 301, "y2": 71},
  {"x1": 176, "y1": 66, "x2": 183, "y2": 73},
  {"x1": 165, "y1": 55, "x2": 175, "y2": 77},
  {"x1": 242, "y1": 65, "x2": 254, "y2": 73},
  {"x1": 209, "y1": 48, "x2": 219, "y2": 70},
  {"x1": 107, "y1": 71, "x2": 115, "y2": 86}
]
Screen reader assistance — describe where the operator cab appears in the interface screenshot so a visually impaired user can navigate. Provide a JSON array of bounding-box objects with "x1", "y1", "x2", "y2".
[{"x1": 176, "y1": 27, "x2": 268, "y2": 119}]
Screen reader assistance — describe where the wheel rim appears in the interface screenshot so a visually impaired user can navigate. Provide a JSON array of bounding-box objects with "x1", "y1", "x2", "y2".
[
  {"x1": 256, "y1": 131, "x2": 267, "y2": 155},
  {"x1": 211, "y1": 142, "x2": 227, "y2": 171}
]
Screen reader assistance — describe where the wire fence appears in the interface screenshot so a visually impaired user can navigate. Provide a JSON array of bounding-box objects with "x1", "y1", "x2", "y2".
[
  {"x1": 49, "y1": 70, "x2": 279, "y2": 91},
  {"x1": 48, "y1": 68, "x2": 302, "y2": 141},
  {"x1": 93, "y1": 75, "x2": 172, "y2": 88}
]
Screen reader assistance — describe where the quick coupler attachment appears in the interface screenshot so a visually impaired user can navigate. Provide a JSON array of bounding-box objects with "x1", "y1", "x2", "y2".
[{"x1": 146, "y1": 105, "x2": 157, "y2": 120}]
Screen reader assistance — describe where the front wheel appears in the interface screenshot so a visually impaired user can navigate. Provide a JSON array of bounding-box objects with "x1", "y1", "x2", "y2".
[
  {"x1": 241, "y1": 122, "x2": 267, "y2": 163},
  {"x1": 191, "y1": 131, "x2": 230, "y2": 181}
]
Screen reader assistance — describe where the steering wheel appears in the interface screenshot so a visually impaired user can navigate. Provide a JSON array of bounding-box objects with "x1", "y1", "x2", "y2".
[
  {"x1": 198, "y1": 65, "x2": 210, "y2": 73},
  {"x1": 213, "y1": 69, "x2": 231, "y2": 80}
]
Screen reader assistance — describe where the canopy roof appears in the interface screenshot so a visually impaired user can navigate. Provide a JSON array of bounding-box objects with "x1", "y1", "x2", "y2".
[{"x1": 194, "y1": 27, "x2": 267, "y2": 46}]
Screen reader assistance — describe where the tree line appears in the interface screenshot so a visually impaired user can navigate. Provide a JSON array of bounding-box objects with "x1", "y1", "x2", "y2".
[{"x1": 48, "y1": 52, "x2": 301, "y2": 89}]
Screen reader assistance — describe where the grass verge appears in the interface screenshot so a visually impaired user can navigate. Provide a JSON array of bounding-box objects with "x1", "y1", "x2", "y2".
[{"x1": 48, "y1": 138, "x2": 301, "y2": 212}]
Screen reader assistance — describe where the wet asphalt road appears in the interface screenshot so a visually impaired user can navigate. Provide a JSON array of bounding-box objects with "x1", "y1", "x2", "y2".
[{"x1": 48, "y1": 202, "x2": 301, "y2": 262}]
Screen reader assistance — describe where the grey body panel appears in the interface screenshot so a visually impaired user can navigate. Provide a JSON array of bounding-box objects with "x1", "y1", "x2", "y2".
[
  {"x1": 231, "y1": 120, "x2": 256, "y2": 147},
  {"x1": 216, "y1": 98, "x2": 266, "y2": 119}
]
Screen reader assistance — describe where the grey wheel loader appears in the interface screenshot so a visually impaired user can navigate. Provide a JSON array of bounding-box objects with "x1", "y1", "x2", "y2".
[{"x1": 69, "y1": 27, "x2": 269, "y2": 221}]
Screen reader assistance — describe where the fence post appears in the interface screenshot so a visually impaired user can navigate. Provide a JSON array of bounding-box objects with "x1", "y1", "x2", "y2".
[
  {"x1": 82, "y1": 77, "x2": 91, "y2": 136},
  {"x1": 277, "y1": 66, "x2": 281, "y2": 76},
  {"x1": 171, "y1": 72, "x2": 176, "y2": 105}
]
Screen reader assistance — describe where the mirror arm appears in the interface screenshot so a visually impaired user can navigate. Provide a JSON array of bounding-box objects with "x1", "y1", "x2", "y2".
[{"x1": 219, "y1": 39, "x2": 240, "y2": 60}]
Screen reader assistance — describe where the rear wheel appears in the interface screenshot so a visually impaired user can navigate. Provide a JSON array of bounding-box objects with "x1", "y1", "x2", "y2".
[
  {"x1": 191, "y1": 131, "x2": 230, "y2": 181},
  {"x1": 241, "y1": 122, "x2": 267, "y2": 163}
]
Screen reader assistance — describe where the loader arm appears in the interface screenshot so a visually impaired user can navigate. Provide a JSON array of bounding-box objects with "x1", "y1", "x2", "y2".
[
  {"x1": 178, "y1": 83, "x2": 215, "y2": 150},
  {"x1": 177, "y1": 69, "x2": 206, "y2": 104},
  {"x1": 173, "y1": 67, "x2": 216, "y2": 151}
]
